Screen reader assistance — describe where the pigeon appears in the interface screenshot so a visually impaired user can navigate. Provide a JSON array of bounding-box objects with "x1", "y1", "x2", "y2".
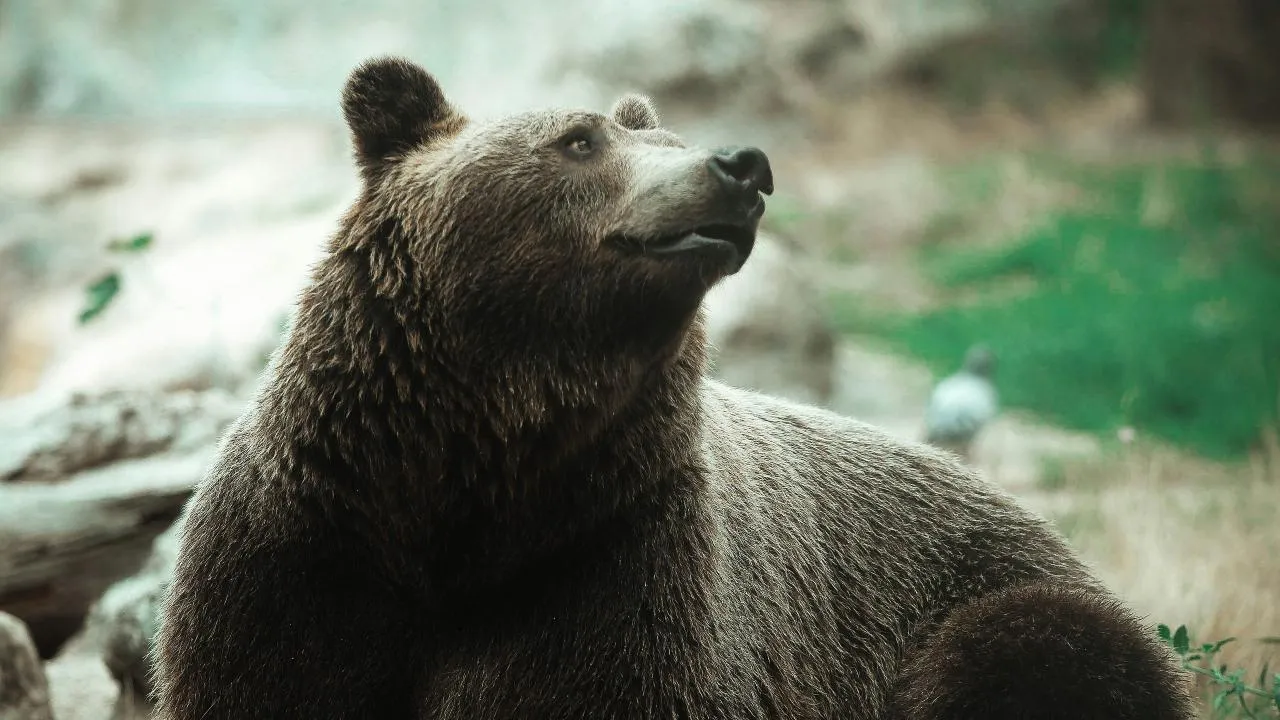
[{"x1": 924, "y1": 345, "x2": 998, "y2": 462}]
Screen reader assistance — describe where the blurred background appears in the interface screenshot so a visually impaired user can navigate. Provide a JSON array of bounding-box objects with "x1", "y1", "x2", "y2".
[{"x1": 0, "y1": 0, "x2": 1277, "y2": 717}]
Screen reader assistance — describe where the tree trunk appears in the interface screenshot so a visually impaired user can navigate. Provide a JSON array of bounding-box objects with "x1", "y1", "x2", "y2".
[{"x1": 1141, "y1": 0, "x2": 1280, "y2": 129}]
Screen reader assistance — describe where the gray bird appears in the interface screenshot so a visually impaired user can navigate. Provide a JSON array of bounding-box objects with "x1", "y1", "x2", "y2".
[{"x1": 924, "y1": 345, "x2": 998, "y2": 462}]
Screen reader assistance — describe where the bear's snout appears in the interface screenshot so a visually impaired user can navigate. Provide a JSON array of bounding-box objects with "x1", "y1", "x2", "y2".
[{"x1": 708, "y1": 146, "x2": 774, "y2": 200}]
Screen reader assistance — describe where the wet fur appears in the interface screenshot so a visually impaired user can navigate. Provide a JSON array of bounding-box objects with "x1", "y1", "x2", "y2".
[{"x1": 153, "y1": 57, "x2": 1195, "y2": 719}]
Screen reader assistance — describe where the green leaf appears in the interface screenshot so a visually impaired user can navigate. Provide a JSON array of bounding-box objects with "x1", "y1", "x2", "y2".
[
  {"x1": 78, "y1": 272, "x2": 121, "y2": 324},
  {"x1": 1158, "y1": 624, "x2": 1172, "y2": 643},
  {"x1": 1172, "y1": 625, "x2": 1191, "y2": 655},
  {"x1": 1210, "y1": 637, "x2": 1237, "y2": 653},
  {"x1": 107, "y1": 232, "x2": 154, "y2": 253}
]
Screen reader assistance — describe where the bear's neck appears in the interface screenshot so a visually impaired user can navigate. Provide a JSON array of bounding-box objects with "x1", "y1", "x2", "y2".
[{"x1": 260, "y1": 245, "x2": 711, "y2": 589}]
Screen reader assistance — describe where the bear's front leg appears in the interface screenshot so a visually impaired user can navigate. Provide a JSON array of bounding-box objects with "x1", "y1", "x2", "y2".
[{"x1": 154, "y1": 532, "x2": 423, "y2": 720}]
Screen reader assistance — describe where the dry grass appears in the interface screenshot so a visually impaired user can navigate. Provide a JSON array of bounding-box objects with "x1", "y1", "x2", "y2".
[{"x1": 1022, "y1": 435, "x2": 1280, "y2": 713}]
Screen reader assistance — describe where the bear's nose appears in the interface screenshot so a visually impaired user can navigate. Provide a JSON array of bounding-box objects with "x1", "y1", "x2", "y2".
[{"x1": 709, "y1": 146, "x2": 774, "y2": 197}]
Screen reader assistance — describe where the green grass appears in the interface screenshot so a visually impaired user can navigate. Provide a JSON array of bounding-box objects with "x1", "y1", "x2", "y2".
[{"x1": 833, "y1": 152, "x2": 1280, "y2": 460}]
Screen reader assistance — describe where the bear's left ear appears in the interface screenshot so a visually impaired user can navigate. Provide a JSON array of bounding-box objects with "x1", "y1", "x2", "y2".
[
  {"x1": 610, "y1": 93, "x2": 660, "y2": 131},
  {"x1": 341, "y1": 56, "x2": 466, "y2": 172}
]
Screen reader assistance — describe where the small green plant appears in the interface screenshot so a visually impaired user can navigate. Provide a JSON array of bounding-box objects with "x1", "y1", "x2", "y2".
[
  {"x1": 106, "y1": 231, "x2": 154, "y2": 253},
  {"x1": 78, "y1": 272, "x2": 122, "y2": 324},
  {"x1": 77, "y1": 231, "x2": 155, "y2": 325},
  {"x1": 1158, "y1": 623, "x2": 1280, "y2": 718}
]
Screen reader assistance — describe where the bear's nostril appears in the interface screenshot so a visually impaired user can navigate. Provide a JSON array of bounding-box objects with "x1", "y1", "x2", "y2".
[{"x1": 709, "y1": 146, "x2": 774, "y2": 197}]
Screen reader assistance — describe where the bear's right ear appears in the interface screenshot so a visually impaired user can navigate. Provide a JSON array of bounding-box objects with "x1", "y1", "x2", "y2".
[{"x1": 341, "y1": 57, "x2": 465, "y2": 172}]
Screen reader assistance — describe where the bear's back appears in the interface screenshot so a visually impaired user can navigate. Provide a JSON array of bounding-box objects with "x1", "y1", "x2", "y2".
[{"x1": 694, "y1": 380, "x2": 1093, "y2": 713}]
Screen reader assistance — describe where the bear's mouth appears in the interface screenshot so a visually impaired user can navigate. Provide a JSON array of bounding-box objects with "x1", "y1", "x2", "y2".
[
  {"x1": 612, "y1": 222, "x2": 757, "y2": 261},
  {"x1": 649, "y1": 223, "x2": 753, "y2": 253}
]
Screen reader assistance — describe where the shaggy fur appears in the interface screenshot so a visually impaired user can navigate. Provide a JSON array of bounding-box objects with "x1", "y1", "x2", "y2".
[{"x1": 153, "y1": 56, "x2": 1195, "y2": 719}]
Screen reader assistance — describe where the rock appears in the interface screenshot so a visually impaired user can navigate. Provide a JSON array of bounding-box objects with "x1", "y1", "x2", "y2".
[
  {"x1": 0, "y1": 388, "x2": 241, "y2": 658},
  {"x1": 37, "y1": 511, "x2": 183, "y2": 720},
  {"x1": 42, "y1": 650, "x2": 121, "y2": 720},
  {"x1": 568, "y1": 2, "x2": 773, "y2": 111},
  {"x1": 63, "y1": 519, "x2": 182, "y2": 720},
  {"x1": 559, "y1": 0, "x2": 878, "y2": 126},
  {"x1": 703, "y1": 231, "x2": 838, "y2": 408},
  {"x1": 0, "y1": 611, "x2": 54, "y2": 720},
  {"x1": 34, "y1": 500, "x2": 185, "y2": 720}
]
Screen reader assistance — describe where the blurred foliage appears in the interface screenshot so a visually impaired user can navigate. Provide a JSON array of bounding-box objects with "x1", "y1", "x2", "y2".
[
  {"x1": 1040, "y1": 0, "x2": 1147, "y2": 80},
  {"x1": 968, "y1": 0, "x2": 1280, "y2": 128},
  {"x1": 77, "y1": 232, "x2": 155, "y2": 325},
  {"x1": 78, "y1": 272, "x2": 122, "y2": 325},
  {"x1": 899, "y1": 0, "x2": 1152, "y2": 115},
  {"x1": 832, "y1": 152, "x2": 1280, "y2": 460},
  {"x1": 107, "y1": 231, "x2": 154, "y2": 253},
  {"x1": 1159, "y1": 624, "x2": 1280, "y2": 718}
]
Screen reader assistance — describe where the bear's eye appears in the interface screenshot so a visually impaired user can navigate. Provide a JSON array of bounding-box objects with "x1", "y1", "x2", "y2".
[{"x1": 561, "y1": 132, "x2": 596, "y2": 158}]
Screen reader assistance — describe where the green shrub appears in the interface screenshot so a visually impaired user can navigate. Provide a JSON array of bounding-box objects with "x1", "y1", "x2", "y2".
[{"x1": 1159, "y1": 623, "x2": 1280, "y2": 718}]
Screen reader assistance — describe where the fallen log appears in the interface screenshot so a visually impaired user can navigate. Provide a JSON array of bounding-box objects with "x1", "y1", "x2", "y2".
[
  {"x1": 0, "y1": 387, "x2": 241, "y2": 657},
  {"x1": 0, "y1": 452, "x2": 209, "y2": 657}
]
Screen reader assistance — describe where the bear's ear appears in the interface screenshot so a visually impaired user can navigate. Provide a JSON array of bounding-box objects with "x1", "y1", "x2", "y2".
[
  {"x1": 341, "y1": 57, "x2": 465, "y2": 171},
  {"x1": 610, "y1": 93, "x2": 660, "y2": 131}
]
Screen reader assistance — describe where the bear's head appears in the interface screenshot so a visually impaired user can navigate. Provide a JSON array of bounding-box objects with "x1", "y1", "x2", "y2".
[{"x1": 329, "y1": 57, "x2": 773, "y2": 434}]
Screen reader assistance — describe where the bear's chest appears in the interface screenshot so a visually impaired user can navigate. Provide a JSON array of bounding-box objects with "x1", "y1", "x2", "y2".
[
  {"x1": 415, "y1": 614, "x2": 772, "y2": 720},
  {"x1": 410, "y1": 568, "x2": 884, "y2": 720},
  {"x1": 413, "y1": 563, "x2": 724, "y2": 717}
]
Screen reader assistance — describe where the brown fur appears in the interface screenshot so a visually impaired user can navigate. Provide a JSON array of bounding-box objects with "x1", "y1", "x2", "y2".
[{"x1": 153, "y1": 57, "x2": 1195, "y2": 719}]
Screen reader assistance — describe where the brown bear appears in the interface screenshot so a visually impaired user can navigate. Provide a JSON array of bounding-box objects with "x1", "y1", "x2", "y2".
[{"x1": 153, "y1": 56, "x2": 1194, "y2": 720}]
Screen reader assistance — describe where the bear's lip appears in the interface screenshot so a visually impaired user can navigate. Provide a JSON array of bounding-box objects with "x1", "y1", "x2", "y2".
[
  {"x1": 602, "y1": 222, "x2": 757, "y2": 276},
  {"x1": 606, "y1": 196, "x2": 765, "y2": 269},
  {"x1": 643, "y1": 223, "x2": 755, "y2": 256}
]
